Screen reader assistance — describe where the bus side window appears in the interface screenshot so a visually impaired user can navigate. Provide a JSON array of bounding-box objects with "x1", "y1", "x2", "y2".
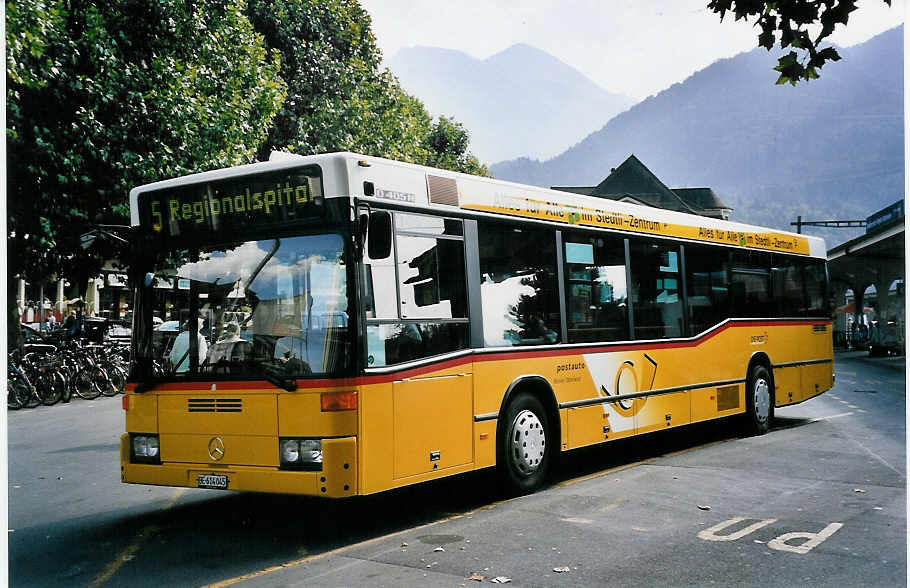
[
  {"x1": 363, "y1": 235, "x2": 397, "y2": 320},
  {"x1": 731, "y1": 251, "x2": 772, "y2": 318},
  {"x1": 685, "y1": 244, "x2": 730, "y2": 336},
  {"x1": 365, "y1": 213, "x2": 469, "y2": 366},
  {"x1": 629, "y1": 241, "x2": 683, "y2": 339},
  {"x1": 802, "y1": 260, "x2": 827, "y2": 316},
  {"x1": 563, "y1": 234, "x2": 628, "y2": 343},
  {"x1": 771, "y1": 254, "x2": 804, "y2": 317},
  {"x1": 396, "y1": 235, "x2": 467, "y2": 319},
  {"x1": 367, "y1": 322, "x2": 469, "y2": 366},
  {"x1": 477, "y1": 221, "x2": 561, "y2": 347}
]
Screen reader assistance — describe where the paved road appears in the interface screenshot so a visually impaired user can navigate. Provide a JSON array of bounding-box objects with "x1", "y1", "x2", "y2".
[{"x1": 7, "y1": 352, "x2": 905, "y2": 586}]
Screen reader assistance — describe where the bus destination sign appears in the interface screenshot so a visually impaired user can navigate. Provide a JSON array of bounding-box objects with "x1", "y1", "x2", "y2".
[{"x1": 138, "y1": 165, "x2": 324, "y2": 239}]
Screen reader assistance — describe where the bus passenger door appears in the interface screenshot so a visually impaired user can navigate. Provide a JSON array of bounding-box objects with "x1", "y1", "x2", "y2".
[
  {"x1": 393, "y1": 373, "x2": 473, "y2": 479},
  {"x1": 361, "y1": 211, "x2": 474, "y2": 482}
]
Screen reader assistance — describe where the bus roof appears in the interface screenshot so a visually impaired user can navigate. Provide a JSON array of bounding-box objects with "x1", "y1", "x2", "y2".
[{"x1": 129, "y1": 151, "x2": 827, "y2": 258}]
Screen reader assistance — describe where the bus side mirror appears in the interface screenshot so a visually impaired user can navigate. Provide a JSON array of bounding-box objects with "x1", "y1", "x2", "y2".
[
  {"x1": 367, "y1": 211, "x2": 392, "y2": 260},
  {"x1": 143, "y1": 272, "x2": 155, "y2": 288}
]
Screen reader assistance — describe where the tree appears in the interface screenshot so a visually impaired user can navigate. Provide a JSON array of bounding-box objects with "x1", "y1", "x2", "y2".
[
  {"x1": 422, "y1": 117, "x2": 489, "y2": 177},
  {"x1": 7, "y1": 0, "x2": 488, "y2": 306},
  {"x1": 245, "y1": 0, "x2": 488, "y2": 175},
  {"x1": 7, "y1": 0, "x2": 286, "y2": 290},
  {"x1": 708, "y1": 0, "x2": 892, "y2": 84}
]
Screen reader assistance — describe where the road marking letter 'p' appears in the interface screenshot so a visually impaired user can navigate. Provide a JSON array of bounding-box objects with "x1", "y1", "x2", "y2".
[
  {"x1": 767, "y1": 523, "x2": 844, "y2": 554},
  {"x1": 698, "y1": 517, "x2": 778, "y2": 542},
  {"x1": 698, "y1": 517, "x2": 843, "y2": 555}
]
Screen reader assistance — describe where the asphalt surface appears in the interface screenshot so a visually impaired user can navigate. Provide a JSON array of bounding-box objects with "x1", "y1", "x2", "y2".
[{"x1": 6, "y1": 351, "x2": 906, "y2": 587}]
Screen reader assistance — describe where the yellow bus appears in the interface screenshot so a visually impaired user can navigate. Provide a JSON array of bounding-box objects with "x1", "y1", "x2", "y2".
[{"x1": 121, "y1": 152, "x2": 833, "y2": 496}]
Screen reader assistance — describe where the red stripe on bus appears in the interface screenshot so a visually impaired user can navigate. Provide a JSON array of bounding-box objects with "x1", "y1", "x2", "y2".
[{"x1": 125, "y1": 319, "x2": 830, "y2": 391}]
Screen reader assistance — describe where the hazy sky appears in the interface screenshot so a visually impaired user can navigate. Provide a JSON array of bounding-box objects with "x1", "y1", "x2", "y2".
[{"x1": 361, "y1": 0, "x2": 905, "y2": 100}]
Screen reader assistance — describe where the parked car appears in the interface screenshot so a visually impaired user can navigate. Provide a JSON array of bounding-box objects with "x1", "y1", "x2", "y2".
[{"x1": 105, "y1": 320, "x2": 132, "y2": 346}]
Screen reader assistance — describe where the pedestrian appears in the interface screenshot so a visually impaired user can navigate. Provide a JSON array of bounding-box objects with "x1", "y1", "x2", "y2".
[
  {"x1": 64, "y1": 303, "x2": 86, "y2": 340},
  {"x1": 168, "y1": 318, "x2": 208, "y2": 372}
]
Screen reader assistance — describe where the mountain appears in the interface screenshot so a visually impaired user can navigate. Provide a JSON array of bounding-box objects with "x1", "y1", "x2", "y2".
[
  {"x1": 490, "y1": 26, "x2": 904, "y2": 245},
  {"x1": 387, "y1": 43, "x2": 636, "y2": 163}
]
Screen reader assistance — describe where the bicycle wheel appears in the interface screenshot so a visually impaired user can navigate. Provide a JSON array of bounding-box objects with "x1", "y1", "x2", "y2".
[
  {"x1": 24, "y1": 383, "x2": 41, "y2": 408},
  {"x1": 17, "y1": 362, "x2": 42, "y2": 408},
  {"x1": 7, "y1": 373, "x2": 27, "y2": 409},
  {"x1": 58, "y1": 362, "x2": 76, "y2": 403},
  {"x1": 61, "y1": 373, "x2": 72, "y2": 403},
  {"x1": 100, "y1": 362, "x2": 125, "y2": 396},
  {"x1": 37, "y1": 371, "x2": 65, "y2": 406},
  {"x1": 74, "y1": 368, "x2": 103, "y2": 400}
]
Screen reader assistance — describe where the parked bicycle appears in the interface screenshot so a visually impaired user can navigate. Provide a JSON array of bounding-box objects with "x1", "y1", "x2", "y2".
[{"x1": 7, "y1": 336, "x2": 129, "y2": 408}]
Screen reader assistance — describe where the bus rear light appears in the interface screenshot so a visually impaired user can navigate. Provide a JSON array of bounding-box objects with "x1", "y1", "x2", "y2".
[
  {"x1": 321, "y1": 391, "x2": 357, "y2": 411},
  {"x1": 122, "y1": 396, "x2": 130, "y2": 411}
]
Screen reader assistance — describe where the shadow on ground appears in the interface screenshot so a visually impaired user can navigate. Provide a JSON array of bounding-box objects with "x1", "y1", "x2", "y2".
[{"x1": 14, "y1": 416, "x2": 779, "y2": 586}]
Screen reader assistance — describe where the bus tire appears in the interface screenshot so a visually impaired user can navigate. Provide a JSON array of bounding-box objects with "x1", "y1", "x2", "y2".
[
  {"x1": 497, "y1": 392, "x2": 552, "y2": 495},
  {"x1": 745, "y1": 363, "x2": 773, "y2": 435}
]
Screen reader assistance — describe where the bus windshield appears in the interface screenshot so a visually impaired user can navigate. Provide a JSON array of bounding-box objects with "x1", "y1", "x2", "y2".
[{"x1": 134, "y1": 233, "x2": 350, "y2": 381}]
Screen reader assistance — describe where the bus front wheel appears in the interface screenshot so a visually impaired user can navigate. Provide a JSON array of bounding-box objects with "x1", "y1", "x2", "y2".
[
  {"x1": 497, "y1": 393, "x2": 552, "y2": 494},
  {"x1": 745, "y1": 364, "x2": 773, "y2": 435}
]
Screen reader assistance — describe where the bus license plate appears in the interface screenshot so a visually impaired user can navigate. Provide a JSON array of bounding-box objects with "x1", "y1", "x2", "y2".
[{"x1": 197, "y1": 474, "x2": 229, "y2": 490}]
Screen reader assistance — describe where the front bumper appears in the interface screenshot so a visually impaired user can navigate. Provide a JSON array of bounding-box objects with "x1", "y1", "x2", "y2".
[{"x1": 120, "y1": 434, "x2": 357, "y2": 497}]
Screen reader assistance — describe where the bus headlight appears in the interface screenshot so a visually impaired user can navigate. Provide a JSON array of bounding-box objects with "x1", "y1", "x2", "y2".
[
  {"x1": 281, "y1": 439, "x2": 300, "y2": 463},
  {"x1": 279, "y1": 438, "x2": 322, "y2": 471},
  {"x1": 131, "y1": 433, "x2": 161, "y2": 464}
]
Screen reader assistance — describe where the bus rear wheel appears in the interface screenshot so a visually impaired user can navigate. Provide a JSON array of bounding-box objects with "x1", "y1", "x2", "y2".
[
  {"x1": 745, "y1": 364, "x2": 773, "y2": 435},
  {"x1": 497, "y1": 393, "x2": 552, "y2": 495}
]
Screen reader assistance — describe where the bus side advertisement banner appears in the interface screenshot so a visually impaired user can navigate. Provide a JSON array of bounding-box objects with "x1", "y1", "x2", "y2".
[
  {"x1": 462, "y1": 195, "x2": 810, "y2": 255},
  {"x1": 138, "y1": 165, "x2": 324, "y2": 240}
]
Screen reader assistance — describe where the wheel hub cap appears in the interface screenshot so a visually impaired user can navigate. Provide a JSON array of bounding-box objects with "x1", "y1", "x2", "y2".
[
  {"x1": 509, "y1": 409, "x2": 546, "y2": 475},
  {"x1": 754, "y1": 378, "x2": 770, "y2": 424}
]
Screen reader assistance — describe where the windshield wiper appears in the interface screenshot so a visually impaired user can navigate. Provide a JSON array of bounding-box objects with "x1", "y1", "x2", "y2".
[
  {"x1": 245, "y1": 360, "x2": 298, "y2": 392},
  {"x1": 134, "y1": 357, "x2": 172, "y2": 393}
]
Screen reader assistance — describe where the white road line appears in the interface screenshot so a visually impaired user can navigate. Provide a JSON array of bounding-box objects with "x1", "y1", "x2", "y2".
[
  {"x1": 808, "y1": 412, "x2": 902, "y2": 475},
  {"x1": 809, "y1": 412, "x2": 853, "y2": 422},
  {"x1": 847, "y1": 436, "x2": 904, "y2": 477}
]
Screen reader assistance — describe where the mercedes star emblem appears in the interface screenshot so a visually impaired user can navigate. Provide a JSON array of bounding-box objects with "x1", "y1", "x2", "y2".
[{"x1": 208, "y1": 437, "x2": 225, "y2": 461}]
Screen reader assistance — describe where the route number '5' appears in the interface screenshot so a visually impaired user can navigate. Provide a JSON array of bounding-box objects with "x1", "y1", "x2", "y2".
[
  {"x1": 698, "y1": 517, "x2": 843, "y2": 555},
  {"x1": 151, "y1": 201, "x2": 162, "y2": 232}
]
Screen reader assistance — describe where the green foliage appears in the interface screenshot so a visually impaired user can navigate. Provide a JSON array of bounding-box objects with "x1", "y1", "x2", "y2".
[
  {"x1": 421, "y1": 117, "x2": 489, "y2": 177},
  {"x1": 7, "y1": 0, "x2": 488, "y2": 293},
  {"x1": 245, "y1": 0, "x2": 488, "y2": 175},
  {"x1": 708, "y1": 0, "x2": 891, "y2": 84},
  {"x1": 7, "y1": 0, "x2": 286, "y2": 283}
]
